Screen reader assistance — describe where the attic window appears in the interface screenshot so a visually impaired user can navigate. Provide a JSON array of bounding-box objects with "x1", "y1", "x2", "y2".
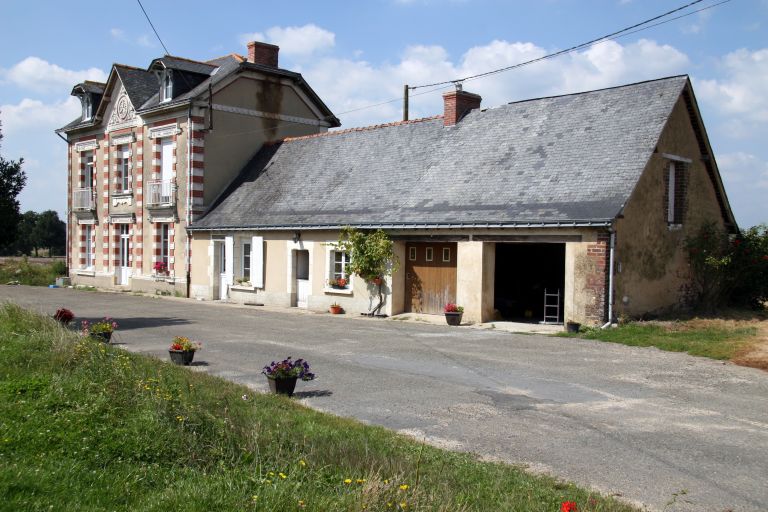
[
  {"x1": 161, "y1": 70, "x2": 173, "y2": 102},
  {"x1": 663, "y1": 155, "x2": 691, "y2": 226},
  {"x1": 82, "y1": 95, "x2": 92, "y2": 121}
]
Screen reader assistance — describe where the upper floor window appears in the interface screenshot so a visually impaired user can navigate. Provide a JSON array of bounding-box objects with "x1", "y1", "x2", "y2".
[
  {"x1": 118, "y1": 145, "x2": 130, "y2": 192},
  {"x1": 665, "y1": 158, "x2": 689, "y2": 226},
  {"x1": 84, "y1": 151, "x2": 94, "y2": 188},
  {"x1": 161, "y1": 70, "x2": 173, "y2": 102}
]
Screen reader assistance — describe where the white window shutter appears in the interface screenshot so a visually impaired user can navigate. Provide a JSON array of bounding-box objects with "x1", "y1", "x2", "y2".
[
  {"x1": 252, "y1": 236, "x2": 264, "y2": 288},
  {"x1": 225, "y1": 236, "x2": 234, "y2": 285}
]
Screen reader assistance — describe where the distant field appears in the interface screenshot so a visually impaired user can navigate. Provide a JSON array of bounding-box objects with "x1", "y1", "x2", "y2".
[
  {"x1": 0, "y1": 257, "x2": 66, "y2": 286},
  {"x1": 0, "y1": 304, "x2": 637, "y2": 512}
]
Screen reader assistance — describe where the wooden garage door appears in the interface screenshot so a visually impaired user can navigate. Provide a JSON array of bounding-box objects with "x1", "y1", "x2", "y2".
[{"x1": 405, "y1": 242, "x2": 457, "y2": 314}]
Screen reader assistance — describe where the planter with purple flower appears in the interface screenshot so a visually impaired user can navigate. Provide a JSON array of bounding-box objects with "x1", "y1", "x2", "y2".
[{"x1": 262, "y1": 357, "x2": 315, "y2": 397}]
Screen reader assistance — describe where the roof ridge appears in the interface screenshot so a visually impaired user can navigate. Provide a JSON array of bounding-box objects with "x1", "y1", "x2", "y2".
[
  {"x1": 113, "y1": 63, "x2": 149, "y2": 72},
  {"x1": 283, "y1": 115, "x2": 444, "y2": 142},
  {"x1": 161, "y1": 54, "x2": 216, "y2": 67},
  {"x1": 505, "y1": 74, "x2": 689, "y2": 107},
  {"x1": 205, "y1": 53, "x2": 246, "y2": 64}
]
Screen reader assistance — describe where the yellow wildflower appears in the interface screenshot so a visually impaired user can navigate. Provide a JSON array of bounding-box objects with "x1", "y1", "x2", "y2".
[
  {"x1": 299, "y1": 459, "x2": 307, "y2": 467},
  {"x1": 344, "y1": 478, "x2": 352, "y2": 484},
  {"x1": 298, "y1": 500, "x2": 305, "y2": 508},
  {"x1": 279, "y1": 472, "x2": 287, "y2": 479},
  {"x1": 268, "y1": 471, "x2": 275, "y2": 476},
  {"x1": 400, "y1": 502, "x2": 408, "y2": 509},
  {"x1": 356, "y1": 478, "x2": 366, "y2": 484},
  {"x1": 399, "y1": 484, "x2": 409, "y2": 491}
]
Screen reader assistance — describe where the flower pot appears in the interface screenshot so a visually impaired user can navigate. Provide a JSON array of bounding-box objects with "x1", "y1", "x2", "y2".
[
  {"x1": 444, "y1": 312, "x2": 463, "y2": 326},
  {"x1": 371, "y1": 277, "x2": 383, "y2": 286},
  {"x1": 329, "y1": 305, "x2": 343, "y2": 314},
  {"x1": 267, "y1": 376, "x2": 298, "y2": 397},
  {"x1": 169, "y1": 349, "x2": 195, "y2": 365},
  {"x1": 91, "y1": 331, "x2": 112, "y2": 343},
  {"x1": 566, "y1": 322, "x2": 581, "y2": 333}
]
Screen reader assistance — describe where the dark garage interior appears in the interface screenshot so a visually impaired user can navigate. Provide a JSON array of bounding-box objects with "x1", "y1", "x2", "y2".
[{"x1": 494, "y1": 243, "x2": 566, "y2": 323}]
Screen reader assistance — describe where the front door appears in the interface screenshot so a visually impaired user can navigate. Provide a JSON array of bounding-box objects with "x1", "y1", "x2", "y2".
[
  {"x1": 295, "y1": 250, "x2": 310, "y2": 308},
  {"x1": 405, "y1": 242, "x2": 457, "y2": 314},
  {"x1": 119, "y1": 225, "x2": 131, "y2": 285}
]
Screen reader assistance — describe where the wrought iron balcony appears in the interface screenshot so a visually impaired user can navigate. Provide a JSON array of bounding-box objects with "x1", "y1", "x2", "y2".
[
  {"x1": 72, "y1": 188, "x2": 95, "y2": 211},
  {"x1": 146, "y1": 180, "x2": 176, "y2": 208}
]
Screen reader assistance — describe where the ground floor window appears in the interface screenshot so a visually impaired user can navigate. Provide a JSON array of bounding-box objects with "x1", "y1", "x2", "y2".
[
  {"x1": 330, "y1": 250, "x2": 350, "y2": 288},
  {"x1": 242, "y1": 242, "x2": 251, "y2": 281},
  {"x1": 160, "y1": 224, "x2": 170, "y2": 265},
  {"x1": 84, "y1": 225, "x2": 93, "y2": 268}
]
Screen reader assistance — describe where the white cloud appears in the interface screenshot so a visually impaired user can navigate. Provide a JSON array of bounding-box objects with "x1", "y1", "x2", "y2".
[
  {"x1": 697, "y1": 48, "x2": 768, "y2": 123},
  {"x1": 239, "y1": 24, "x2": 335, "y2": 57},
  {"x1": 718, "y1": 152, "x2": 768, "y2": 189},
  {"x1": 1, "y1": 97, "x2": 81, "y2": 135},
  {"x1": 0, "y1": 57, "x2": 107, "y2": 93},
  {"x1": 110, "y1": 28, "x2": 125, "y2": 39}
]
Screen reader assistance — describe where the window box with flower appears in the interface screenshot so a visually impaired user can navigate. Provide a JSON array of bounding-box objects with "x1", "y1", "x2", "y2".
[{"x1": 153, "y1": 261, "x2": 169, "y2": 278}]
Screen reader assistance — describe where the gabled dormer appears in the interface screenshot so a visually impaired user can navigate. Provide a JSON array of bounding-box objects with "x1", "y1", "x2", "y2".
[
  {"x1": 149, "y1": 56, "x2": 216, "y2": 103},
  {"x1": 71, "y1": 81, "x2": 105, "y2": 123}
]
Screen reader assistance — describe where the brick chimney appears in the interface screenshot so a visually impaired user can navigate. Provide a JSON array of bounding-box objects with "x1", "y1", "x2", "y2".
[
  {"x1": 442, "y1": 86, "x2": 482, "y2": 126},
  {"x1": 247, "y1": 41, "x2": 279, "y2": 68}
]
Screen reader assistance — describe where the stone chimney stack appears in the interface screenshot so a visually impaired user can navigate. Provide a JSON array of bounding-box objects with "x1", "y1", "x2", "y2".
[
  {"x1": 247, "y1": 41, "x2": 280, "y2": 68},
  {"x1": 442, "y1": 85, "x2": 482, "y2": 126}
]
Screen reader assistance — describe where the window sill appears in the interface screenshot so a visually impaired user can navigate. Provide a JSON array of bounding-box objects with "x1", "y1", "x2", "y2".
[
  {"x1": 113, "y1": 191, "x2": 133, "y2": 198},
  {"x1": 231, "y1": 284, "x2": 257, "y2": 291},
  {"x1": 667, "y1": 223, "x2": 683, "y2": 231},
  {"x1": 324, "y1": 287, "x2": 353, "y2": 296},
  {"x1": 75, "y1": 269, "x2": 96, "y2": 277}
]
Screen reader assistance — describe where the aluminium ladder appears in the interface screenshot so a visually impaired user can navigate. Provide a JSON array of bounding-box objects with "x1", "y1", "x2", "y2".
[{"x1": 542, "y1": 288, "x2": 560, "y2": 325}]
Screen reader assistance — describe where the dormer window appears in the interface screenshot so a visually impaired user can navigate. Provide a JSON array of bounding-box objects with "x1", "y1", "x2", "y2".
[
  {"x1": 161, "y1": 70, "x2": 173, "y2": 102},
  {"x1": 82, "y1": 95, "x2": 92, "y2": 121}
]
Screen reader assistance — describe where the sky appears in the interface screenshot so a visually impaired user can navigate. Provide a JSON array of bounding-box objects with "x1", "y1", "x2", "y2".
[{"x1": 1, "y1": 0, "x2": 766, "y2": 228}]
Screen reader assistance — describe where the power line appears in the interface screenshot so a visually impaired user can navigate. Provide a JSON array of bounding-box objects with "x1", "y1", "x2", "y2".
[
  {"x1": 334, "y1": 0, "x2": 729, "y2": 117},
  {"x1": 136, "y1": 0, "x2": 170, "y2": 56}
]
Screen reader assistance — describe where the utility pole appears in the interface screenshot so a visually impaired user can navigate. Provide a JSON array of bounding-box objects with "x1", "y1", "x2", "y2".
[{"x1": 403, "y1": 84, "x2": 409, "y2": 122}]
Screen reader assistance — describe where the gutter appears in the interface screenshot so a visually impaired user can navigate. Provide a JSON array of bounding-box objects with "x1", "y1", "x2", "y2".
[{"x1": 187, "y1": 220, "x2": 614, "y2": 232}]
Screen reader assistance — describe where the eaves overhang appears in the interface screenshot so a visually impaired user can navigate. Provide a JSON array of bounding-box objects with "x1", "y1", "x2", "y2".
[{"x1": 188, "y1": 220, "x2": 613, "y2": 232}]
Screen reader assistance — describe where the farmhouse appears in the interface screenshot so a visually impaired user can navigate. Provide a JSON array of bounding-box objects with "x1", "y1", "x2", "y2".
[
  {"x1": 187, "y1": 75, "x2": 736, "y2": 325},
  {"x1": 57, "y1": 42, "x2": 338, "y2": 295}
]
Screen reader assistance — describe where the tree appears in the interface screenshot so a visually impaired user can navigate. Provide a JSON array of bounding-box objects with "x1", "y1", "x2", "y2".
[
  {"x1": 0, "y1": 110, "x2": 27, "y2": 254},
  {"x1": 33, "y1": 210, "x2": 66, "y2": 256},
  {"x1": 13, "y1": 210, "x2": 39, "y2": 256}
]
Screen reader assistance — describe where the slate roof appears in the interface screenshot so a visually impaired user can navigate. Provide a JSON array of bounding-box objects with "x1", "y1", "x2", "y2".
[
  {"x1": 191, "y1": 76, "x2": 690, "y2": 231},
  {"x1": 150, "y1": 55, "x2": 217, "y2": 75}
]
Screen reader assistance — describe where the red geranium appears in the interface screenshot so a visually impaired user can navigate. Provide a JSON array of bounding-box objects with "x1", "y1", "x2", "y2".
[{"x1": 560, "y1": 502, "x2": 578, "y2": 512}]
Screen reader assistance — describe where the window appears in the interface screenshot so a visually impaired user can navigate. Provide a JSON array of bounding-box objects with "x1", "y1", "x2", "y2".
[
  {"x1": 84, "y1": 151, "x2": 94, "y2": 188},
  {"x1": 442, "y1": 247, "x2": 451, "y2": 262},
  {"x1": 331, "y1": 251, "x2": 350, "y2": 288},
  {"x1": 82, "y1": 95, "x2": 92, "y2": 121},
  {"x1": 84, "y1": 226, "x2": 93, "y2": 268},
  {"x1": 665, "y1": 160, "x2": 688, "y2": 225},
  {"x1": 425, "y1": 247, "x2": 433, "y2": 262},
  {"x1": 242, "y1": 242, "x2": 251, "y2": 282},
  {"x1": 409, "y1": 247, "x2": 417, "y2": 261},
  {"x1": 159, "y1": 224, "x2": 170, "y2": 265},
  {"x1": 161, "y1": 71, "x2": 173, "y2": 102},
  {"x1": 118, "y1": 145, "x2": 130, "y2": 192}
]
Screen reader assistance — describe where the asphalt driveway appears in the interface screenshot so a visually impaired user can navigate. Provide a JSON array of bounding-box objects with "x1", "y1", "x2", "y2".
[{"x1": 3, "y1": 286, "x2": 768, "y2": 511}]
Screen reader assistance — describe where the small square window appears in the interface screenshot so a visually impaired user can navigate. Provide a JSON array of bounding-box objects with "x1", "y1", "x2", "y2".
[
  {"x1": 442, "y1": 247, "x2": 451, "y2": 262},
  {"x1": 409, "y1": 247, "x2": 416, "y2": 261},
  {"x1": 425, "y1": 247, "x2": 433, "y2": 262}
]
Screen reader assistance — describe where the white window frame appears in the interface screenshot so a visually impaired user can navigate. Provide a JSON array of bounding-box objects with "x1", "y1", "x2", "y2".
[
  {"x1": 442, "y1": 247, "x2": 451, "y2": 262},
  {"x1": 160, "y1": 224, "x2": 170, "y2": 265},
  {"x1": 425, "y1": 247, "x2": 434, "y2": 262},
  {"x1": 84, "y1": 225, "x2": 94, "y2": 269},
  {"x1": 330, "y1": 250, "x2": 351, "y2": 288},
  {"x1": 162, "y1": 70, "x2": 173, "y2": 102},
  {"x1": 118, "y1": 145, "x2": 130, "y2": 192},
  {"x1": 409, "y1": 246, "x2": 417, "y2": 261},
  {"x1": 242, "y1": 242, "x2": 251, "y2": 282},
  {"x1": 84, "y1": 151, "x2": 94, "y2": 188}
]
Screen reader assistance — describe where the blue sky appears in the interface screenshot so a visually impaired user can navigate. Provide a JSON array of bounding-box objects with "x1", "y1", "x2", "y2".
[{"x1": 1, "y1": 0, "x2": 766, "y2": 227}]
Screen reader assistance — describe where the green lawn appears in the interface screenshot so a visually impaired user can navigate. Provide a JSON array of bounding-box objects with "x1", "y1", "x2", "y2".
[
  {"x1": 0, "y1": 303, "x2": 637, "y2": 511},
  {"x1": 559, "y1": 320, "x2": 758, "y2": 360},
  {"x1": 0, "y1": 257, "x2": 66, "y2": 286}
]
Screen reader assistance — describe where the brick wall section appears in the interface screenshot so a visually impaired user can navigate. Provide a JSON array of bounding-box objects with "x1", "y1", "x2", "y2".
[
  {"x1": 67, "y1": 146, "x2": 73, "y2": 271},
  {"x1": 663, "y1": 161, "x2": 689, "y2": 224},
  {"x1": 247, "y1": 41, "x2": 279, "y2": 67},
  {"x1": 442, "y1": 90, "x2": 482, "y2": 127},
  {"x1": 584, "y1": 232, "x2": 611, "y2": 324},
  {"x1": 189, "y1": 116, "x2": 206, "y2": 222}
]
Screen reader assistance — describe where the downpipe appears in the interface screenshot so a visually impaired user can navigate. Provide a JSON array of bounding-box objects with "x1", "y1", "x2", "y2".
[{"x1": 601, "y1": 230, "x2": 616, "y2": 329}]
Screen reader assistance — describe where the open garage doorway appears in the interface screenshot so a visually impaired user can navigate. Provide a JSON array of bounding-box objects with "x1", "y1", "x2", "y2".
[{"x1": 494, "y1": 243, "x2": 565, "y2": 324}]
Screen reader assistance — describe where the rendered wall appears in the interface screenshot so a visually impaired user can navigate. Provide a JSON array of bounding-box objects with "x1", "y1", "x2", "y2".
[{"x1": 614, "y1": 95, "x2": 728, "y2": 318}]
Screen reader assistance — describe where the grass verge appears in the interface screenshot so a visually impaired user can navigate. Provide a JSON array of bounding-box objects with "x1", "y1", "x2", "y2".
[
  {"x1": 0, "y1": 303, "x2": 637, "y2": 511},
  {"x1": 0, "y1": 257, "x2": 66, "y2": 286},
  {"x1": 558, "y1": 318, "x2": 760, "y2": 361}
]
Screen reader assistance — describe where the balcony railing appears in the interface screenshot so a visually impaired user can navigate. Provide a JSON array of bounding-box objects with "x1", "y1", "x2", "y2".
[
  {"x1": 73, "y1": 188, "x2": 95, "y2": 211},
  {"x1": 146, "y1": 180, "x2": 176, "y2": 208}
]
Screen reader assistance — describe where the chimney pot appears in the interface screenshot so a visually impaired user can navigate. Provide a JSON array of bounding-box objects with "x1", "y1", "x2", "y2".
[
  {"x1": 442, "y1": 89, "x2": 482, "y2": 127},
  {"x1": 247, "y1": 41, "x2": 279, "y2": 68}
]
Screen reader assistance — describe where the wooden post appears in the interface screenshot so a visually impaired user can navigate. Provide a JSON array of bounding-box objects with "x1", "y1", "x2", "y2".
[{"x1": 403, "y1": 84, "x2": 409, "y2": 122}]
